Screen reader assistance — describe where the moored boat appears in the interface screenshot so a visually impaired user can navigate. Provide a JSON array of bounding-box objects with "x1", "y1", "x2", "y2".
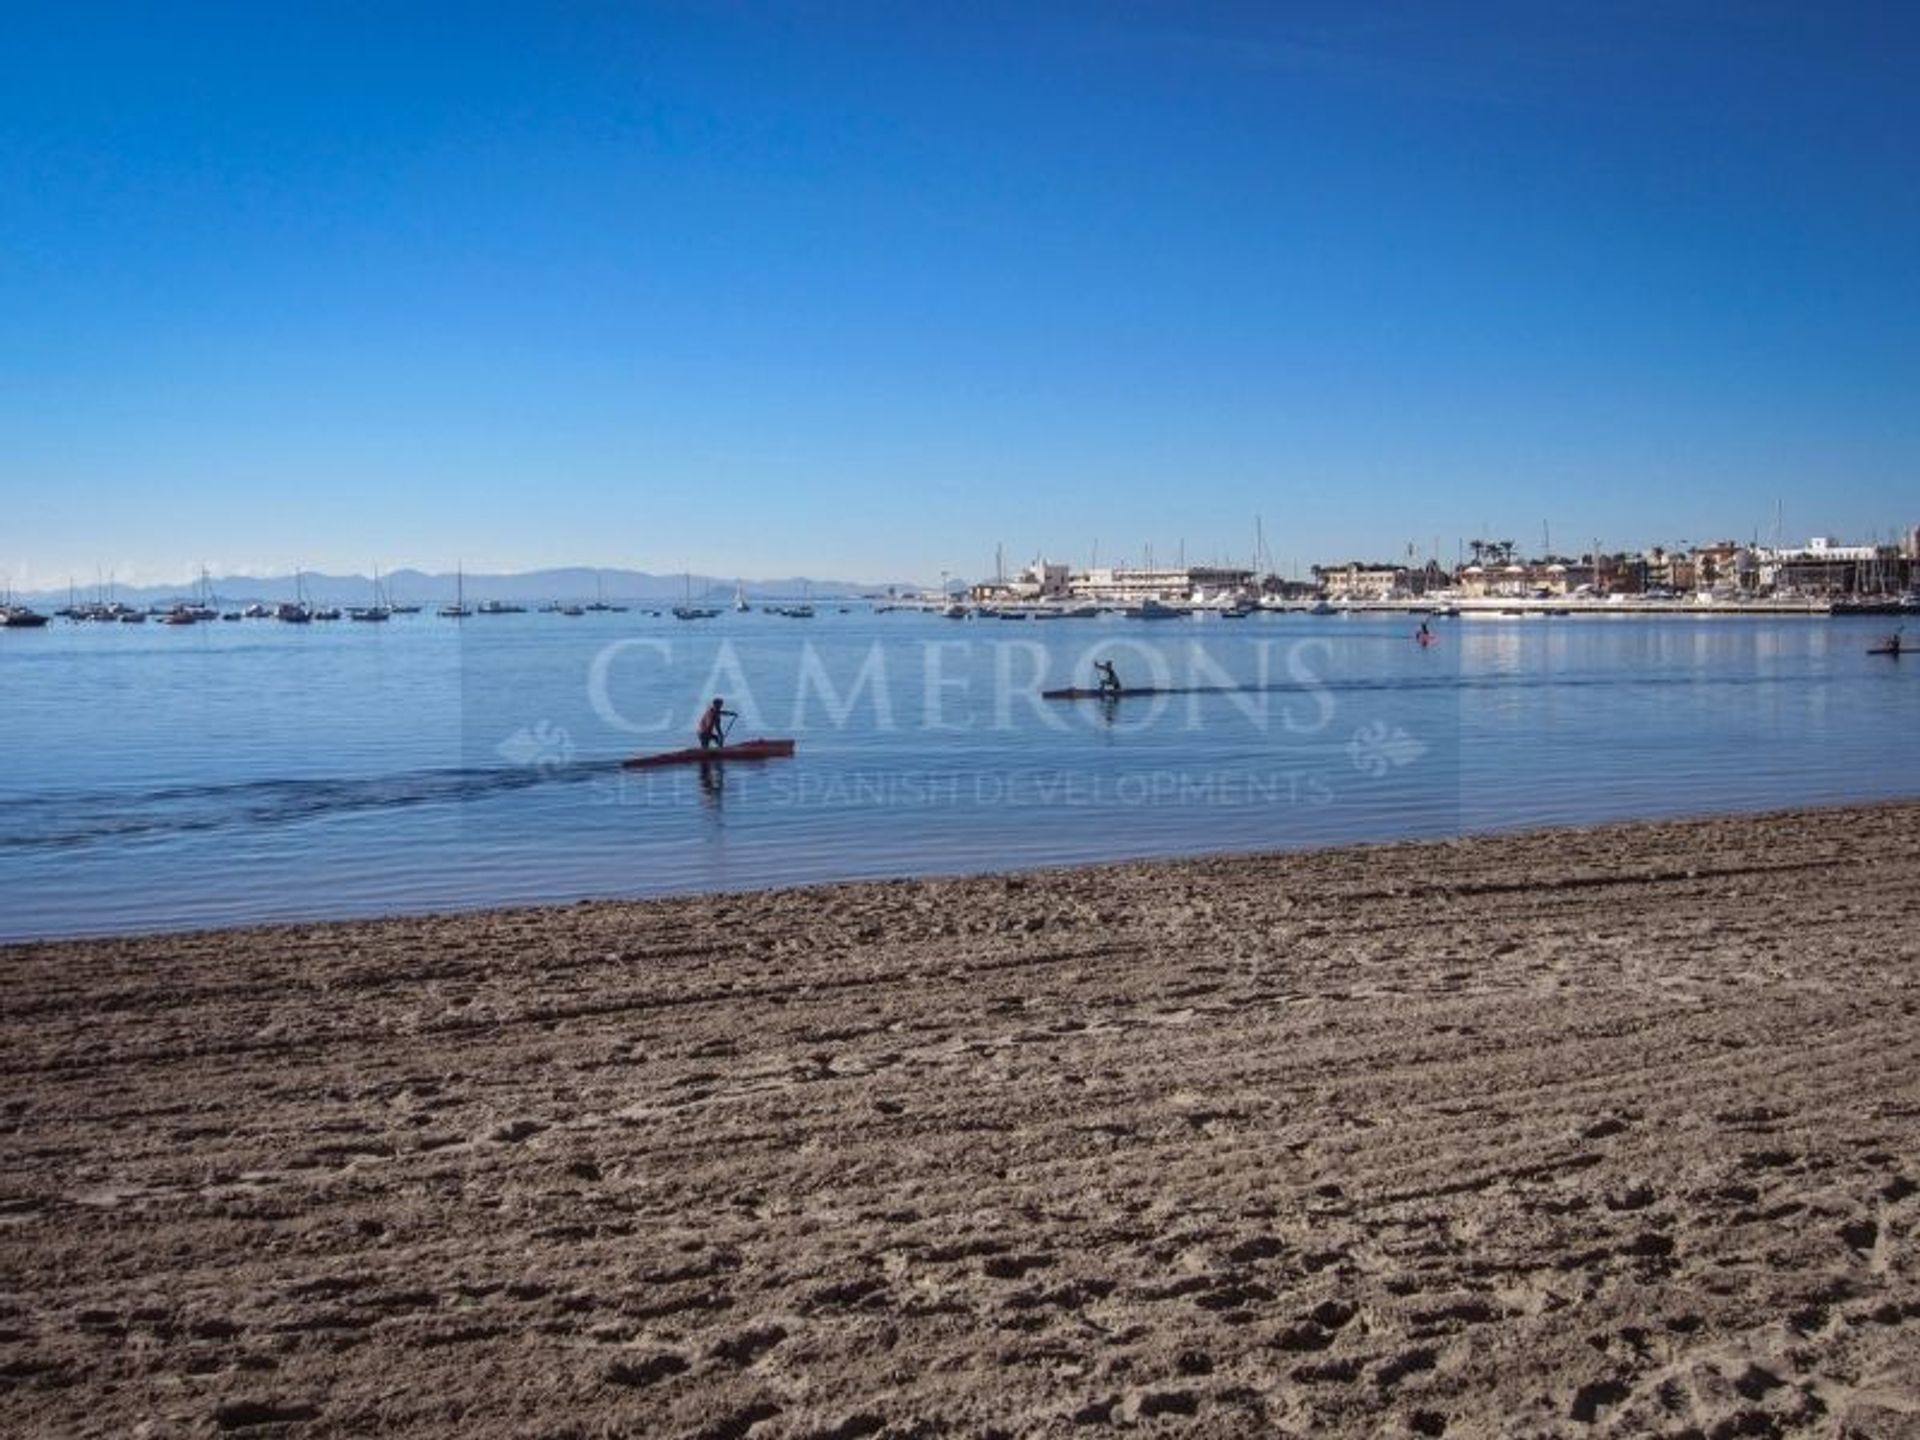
[
  {"x1": 351, "y1": 569, "x2": 392, "y2": 621},
  {"x1": 440, "y1": 564, "x2": 470, "y2": 618},
  {"x1": 1124, "y1": 597, "x2": 1185, "y2": 620}
]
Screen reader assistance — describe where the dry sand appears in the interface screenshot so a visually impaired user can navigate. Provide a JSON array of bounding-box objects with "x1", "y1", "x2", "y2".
[{"x1": 3, "y1": 803, "x2": 1918, "y2": 1439}]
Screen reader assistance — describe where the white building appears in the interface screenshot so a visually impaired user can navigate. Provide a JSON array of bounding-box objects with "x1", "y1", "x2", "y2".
[
  {"x1": 1751, "y1": 536, "x2": 1897, "y2": 594},
  {"x1": 1747, "y1": 536, "x2": 1877, "y2": 567},
  {"x1": 1068, "y1": 565, "x2": 1254, "y2": 604},
  {"x1": 971, "y1": 560, "x2": 1071, "y2": 603}
]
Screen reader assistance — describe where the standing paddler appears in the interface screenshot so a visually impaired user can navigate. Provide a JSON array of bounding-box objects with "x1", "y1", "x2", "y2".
[{"x1": 698, "y1": 696, "x2": 738, "y2": 750}]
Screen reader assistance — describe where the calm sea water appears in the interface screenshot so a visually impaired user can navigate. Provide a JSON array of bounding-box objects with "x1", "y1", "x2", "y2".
[{"x1": 2, "y1": 608, "x2": 1914, "y2": 940}]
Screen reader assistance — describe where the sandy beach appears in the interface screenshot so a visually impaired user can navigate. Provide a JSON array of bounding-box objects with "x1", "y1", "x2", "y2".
[{"x1": 3, "y1": 802, "x2": 1918, "y2": 1438}]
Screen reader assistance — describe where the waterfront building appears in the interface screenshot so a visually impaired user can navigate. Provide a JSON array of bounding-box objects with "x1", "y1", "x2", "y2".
[
  {"x1": 1067, "y1": 565, "x2": 1255, "y2": 605},
  {"x1": 1753, "y1": 537, "x2": 1897, "y2": 595},
  {"x1": 1453, "y1": 559, "x2": 1594, "y2": 598},
  {"x1": 969, "y1": 560, "x2": 1071, "y2": 604}
]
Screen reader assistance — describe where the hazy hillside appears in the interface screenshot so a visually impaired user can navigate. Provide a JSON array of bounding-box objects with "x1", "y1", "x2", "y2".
[{"x1": 16, "y1": 568, "x2": 933, "y2": 608}]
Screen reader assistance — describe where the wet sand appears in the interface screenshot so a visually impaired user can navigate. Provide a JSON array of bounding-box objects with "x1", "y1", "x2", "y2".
[{"x1": 3, "y1": 802, "x2": 1918, "y2": 1438}]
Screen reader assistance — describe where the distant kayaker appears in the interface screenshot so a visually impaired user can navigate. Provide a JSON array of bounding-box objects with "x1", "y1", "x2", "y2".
[
  {"x1": 697, "y1": 697, "x2": 737, "y2": 750},
  {"x1": 1417, "y1": 621, "x2": 1432, "y2": 645},
  {"x1": 1094, "y1": 659, "x2": 1122, "y2": 696}
]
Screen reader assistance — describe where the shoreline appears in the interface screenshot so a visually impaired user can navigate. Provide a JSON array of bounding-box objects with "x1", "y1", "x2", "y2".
[
  {"x1": 8, "y1": 794, "x2": 1918, "y2": 949},
  {"x1": 4, "y1": 801, "x2": 1917, "y2": 1436}
]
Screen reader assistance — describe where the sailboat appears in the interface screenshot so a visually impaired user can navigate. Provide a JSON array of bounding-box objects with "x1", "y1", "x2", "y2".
[
  {"x1": 184, "y1": 566, "x2": 220, "y2": 620},
  {"x1": 440, "y1": 567, "x2": 470, "y2": 618},
  {"x1": 672, "y1": 572, "x2": 720, "y2": 620},
  {"x1": 350, "y1": 567, "x2": 392, "y2": 621},
  {"x1": 276, "y1": 570, "x2": 313, "y2": 623},
  {"x1": 439, "y1": 564, "x2": 470, "y2": 618},
  {"x1": 733, "y1": 581, "x2": 751, "y2": 613}
]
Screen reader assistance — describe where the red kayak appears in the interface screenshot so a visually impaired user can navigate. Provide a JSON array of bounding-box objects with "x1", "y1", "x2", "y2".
[{"x1": 621, "y1": 738, "x2": 796, "y2": 769}]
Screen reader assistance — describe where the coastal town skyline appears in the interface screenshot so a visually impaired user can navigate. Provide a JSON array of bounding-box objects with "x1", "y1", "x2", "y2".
[{"x1": 11, "y1": 519, "x2": 1917, "y2": 611}]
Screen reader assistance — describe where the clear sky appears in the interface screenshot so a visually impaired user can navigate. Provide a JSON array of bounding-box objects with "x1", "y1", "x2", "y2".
[{"x1": 4, "y1": 1, "x2": 1917, "y2": 588}]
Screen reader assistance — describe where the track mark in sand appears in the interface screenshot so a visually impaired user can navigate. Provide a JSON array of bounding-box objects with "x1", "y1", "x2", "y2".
[
  {"x1": 1272, "y1": 1322, "x2": 1338, "y2": 1353},
  {"x1": 804, "y1": 1277, "x2": 887, "y2": 1312},
  {"x1": 1409, "y1": 1298, "x2": 1501, "y2": 1331},
  {"x1": 682, "y1": 1400, "x2": 782, "y2": 1440},
  {"x1": 1294, "y1": 1358, "x2": 1361, "y2": 1385},
  {"x1": 1123, "y1": 1388, "x2": 1199, "y2": 1420},
  {"x1": 1568, "y1": 1377, "x2": 1631, "y2": 1423},
  {"x1": 797, "y1": 1414, "x2": 885, "y2": 1440},
  {"x1": 709, "y1": 1324, "x2": 788, "y2": 1367},
  {"x1": 1069, "y1": 1394, "x2": 1119, "y2": 1425},
  {"x1": 212, "y1": 1399, "x2": 322, "y2": 1429},
  {"x1": 982, "y1": 1253, "x2": 1055, "y2": 1281},
  {"x1": 486, "y1": 1118, "x2": 545, "y2": 1144},
  {"x1": 1375, "y1": 1347, "x2": 1438, "y2": 1390},
  {"x1": 605, "y1": 1351, "x2": 690, "y2": 1388}
]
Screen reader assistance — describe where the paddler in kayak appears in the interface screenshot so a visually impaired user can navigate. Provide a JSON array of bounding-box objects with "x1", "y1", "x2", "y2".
[
  {"x1": 1094, "y1": 659, "x2": 1122, "y2": 696},
  {"x1": 697, "y1": 696, "x2": 738, "y2": 750}
]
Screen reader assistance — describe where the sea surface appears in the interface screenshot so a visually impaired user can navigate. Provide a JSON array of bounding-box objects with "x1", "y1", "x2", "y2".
[{"x1": 2, "y1": 607, "x2": 1915, "y2": 940}]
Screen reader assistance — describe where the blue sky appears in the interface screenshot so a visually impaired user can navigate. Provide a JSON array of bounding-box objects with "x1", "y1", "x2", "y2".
[{"x1": 4, "y1": 1, "x2": 1917, "y2": 588}]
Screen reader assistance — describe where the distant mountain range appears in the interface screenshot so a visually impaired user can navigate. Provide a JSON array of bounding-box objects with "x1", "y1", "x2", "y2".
[{"x1": 13, "y1": 567, "x2": 934, "y2": 608}]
